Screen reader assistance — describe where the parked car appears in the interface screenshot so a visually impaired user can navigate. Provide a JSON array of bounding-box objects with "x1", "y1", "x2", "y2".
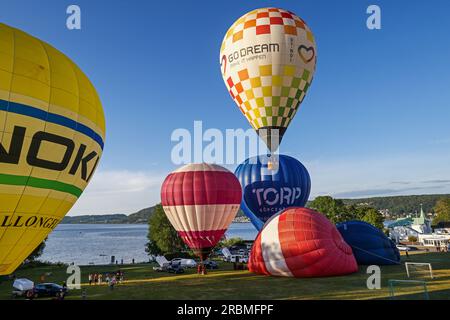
[
  {"x1": 203, "y1": 260, "x2": 219, "y2": 269},
  {"x1": 166, "y1": 264, "x2": 185, "y2": 274},
  {"x1": 12, "y1": 278, "x2": 34, "y2": 298},
  {"x1": 170, "y1": 258, "x2": 197, "y2": 268},
  {"x1": 228, "y1": 255, "x2": 248, "y2": 263},
  {"x1": 33, "y1": 283, "x2": 67, "y2": 298}
]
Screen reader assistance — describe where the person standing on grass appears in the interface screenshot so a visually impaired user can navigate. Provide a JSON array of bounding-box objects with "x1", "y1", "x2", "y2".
[
  {"x1": 98, "y1": 273, "x2": 103, "y2": 284},
  {"x1": 110, "y1": 276, "x2": 116, "y2": 290},
  {"x1": 88, "y1": 273, "x2": 92, "y2": 285},
  {"x1": 202, "y1": 265, "x2": 207, "y2": 275}
]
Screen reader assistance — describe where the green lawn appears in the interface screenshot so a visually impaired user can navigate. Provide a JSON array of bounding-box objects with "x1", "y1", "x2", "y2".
[{"x1": 1, "y1": 252, "x2": 449, "y2": 300}]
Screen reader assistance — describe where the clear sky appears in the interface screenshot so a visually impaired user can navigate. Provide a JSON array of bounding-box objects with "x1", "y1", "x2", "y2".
[{"x1": 1, "y1": 0, "x2": 450, "y2": 215}]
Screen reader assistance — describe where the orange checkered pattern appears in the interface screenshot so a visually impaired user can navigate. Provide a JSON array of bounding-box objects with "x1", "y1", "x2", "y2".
[{"x1": 221, "y1": 7, "x2": 314, "y2": 52}]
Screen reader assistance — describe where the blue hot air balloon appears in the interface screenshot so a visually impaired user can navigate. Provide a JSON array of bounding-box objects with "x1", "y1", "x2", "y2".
[
  {"x1": 336, "y1": 220, "x2": 400, "y2": 265},
  {"x1": 234, "y1": 155, "x2": 311, "y2": 230}
]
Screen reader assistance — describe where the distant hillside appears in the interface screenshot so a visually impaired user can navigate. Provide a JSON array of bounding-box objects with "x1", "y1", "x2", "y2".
[
  {"x1": 62, "y1": 206, "x2": 157, "y2": 224},
  {"x1": 62, "y1": 194, "x2": 450, "y2": 224},
  {"x1": 62, "y1": 206, "x2": 246, "y2": 224},
  {"x1": 339, "y1": 194, "x2": 450, "y2": 215},
  {"x1": 62, "y1": 214, "x2": 129, "y2": 224},
  {"x1": 127, "y1": 206, "x2": 156, "y2": 224}
]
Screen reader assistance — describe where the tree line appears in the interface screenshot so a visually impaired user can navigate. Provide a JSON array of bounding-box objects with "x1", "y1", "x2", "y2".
[{"x1": 145, "y1": 195, "x2": 450, "y2": 258}]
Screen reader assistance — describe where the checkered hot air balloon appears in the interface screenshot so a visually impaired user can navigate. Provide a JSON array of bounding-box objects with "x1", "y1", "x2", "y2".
[
  {"x1": 220, "y1": 8, "x2": 317, "y2": 152},
  {"x1": 249, "y1": 207, "x2": 358, "y2": 277},
  {"x1": 160, "y1": 163, "x2": 242, "y2": 260}
]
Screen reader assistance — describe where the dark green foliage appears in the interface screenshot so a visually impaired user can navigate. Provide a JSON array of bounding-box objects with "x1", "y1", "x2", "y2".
[
  {"x1": 308, "y1": 196, "x2": 385, "y2": 230},
  {"x1": 216, "y1": 237, "x2": 245, "y2": 249},
  {"x1": 146, "y1": 204, "x2": 188, "y2": 256},
  {"x1": 433, "y1": 198, "x2": 450, "y2": 225},
  {"x1": 26, "y1": 238, "x2": 47, "y2": 262},
  {"x1": 337, "y1": 194, "x2": 450, "y2": 216}
]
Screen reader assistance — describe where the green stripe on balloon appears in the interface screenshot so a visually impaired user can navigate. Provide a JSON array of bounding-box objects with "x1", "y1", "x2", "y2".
[{"x1": 0, "y1": 173, "x2": 82, "y2": 197}]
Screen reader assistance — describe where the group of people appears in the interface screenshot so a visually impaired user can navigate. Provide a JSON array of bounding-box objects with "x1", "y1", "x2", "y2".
[{"x1": 88, "y1": 270, "x2": 125, "y2": 289}]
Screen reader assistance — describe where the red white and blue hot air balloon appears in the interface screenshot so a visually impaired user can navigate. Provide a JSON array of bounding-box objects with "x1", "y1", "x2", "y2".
[
  {"x1": 161, "y1": 163, "x2": 242, "y2": 260},
  {"x1": 249, "y1": 207, "x2": 358, "y2": 277}
]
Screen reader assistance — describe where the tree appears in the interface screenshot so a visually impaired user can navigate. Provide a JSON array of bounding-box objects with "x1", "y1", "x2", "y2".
[
  {"x1": 26, "y1": 238, "x2": 47, "y2": 262},
  {"x1": 309, "y1": 196, "x2": 353, "y2": 223},
  {"x1": 433, "y1": 198, "x2": 450, "y2": 225},
  {"x1": 309, "y1": 196, "x2": 384, "y2": 230},
  {"x1": 358, "y1": 207, "x2": 385, "y2": 230},
  {"x1": 146, "y1": 204, "x2": 188, "y2": 256},
  {"x1": 217, "y1": 237, "x2": 245, "y2": 249}
]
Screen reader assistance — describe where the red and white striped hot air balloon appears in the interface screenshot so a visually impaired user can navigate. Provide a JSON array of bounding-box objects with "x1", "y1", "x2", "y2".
[
  {"x1": 249, "y1": 207, "x2": 358, "y2": 277},
  {"x1": 161, "y1": 163, "x2": 242, "y2": 260}
]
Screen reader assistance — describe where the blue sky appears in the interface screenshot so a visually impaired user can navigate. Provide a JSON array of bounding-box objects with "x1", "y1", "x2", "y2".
[{"x1": 1, "y1": 0, "x2": 450, "y2": 215}]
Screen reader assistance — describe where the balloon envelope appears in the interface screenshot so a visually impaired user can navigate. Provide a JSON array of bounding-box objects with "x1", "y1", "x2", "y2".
[
  {"x1": 161, "y1": 163, "x2": 242, "y2": 260},
  {"x1": 220, "y1": 8, "x2": 317, "y2": 152},
  {"x1": 234, "y1": 154, "x2": 310, "y2": 230},
  {"x1": 0, "y1": 23, "x2": 105, "y2": 275},
  {"x1": 337, "y1": 220, "x2": 400, "y2": 265},
  {"x1": 249, "y1": 207, "x2": 358, "y2": 277}
]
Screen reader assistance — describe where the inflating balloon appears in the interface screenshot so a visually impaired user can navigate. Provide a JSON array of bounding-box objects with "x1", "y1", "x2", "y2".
[
  {"x1": 0, "y1": 23, "x2": 105, "y2": 275},
  {"x1": 160, "y1": 163, "x2": 242, "y2": 260},
  {"x1": 249, "y1": 207, "x2": 358, "y2": 278},
  {"x1": 337, "y1": 220, "x2": 400, "y2": 265},
  {"x1": 220, "y1": 8, "x2": 316, "y2": 152},
  {"x1": 234, "y1": 155, "x2": 310, "y2": 231}
]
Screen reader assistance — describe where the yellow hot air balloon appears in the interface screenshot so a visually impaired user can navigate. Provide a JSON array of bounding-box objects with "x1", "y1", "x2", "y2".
[
  {"x1": 220, "y1": 8, "x2": 316, "y2": 152},
  {"x1": 0, "y1": 23, "x2": 105, "y2": 275}
]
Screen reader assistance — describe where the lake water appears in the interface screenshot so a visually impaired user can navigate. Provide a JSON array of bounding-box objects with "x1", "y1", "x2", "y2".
[{"x1": 39, "y1": 223, "x2": 258, "y2": 266}]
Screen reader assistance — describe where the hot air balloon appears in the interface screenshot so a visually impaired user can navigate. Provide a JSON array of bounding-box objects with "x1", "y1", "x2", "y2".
[
  {"x1": 249, "y1": 207, "x2": 358, "y2": 278},
  {"x1": 337, "y1": 220, "x2": 401, "y2": 265},
  {"x1": 0, "y1": 23, "x2": 105, "y2": 275},
  {"x1": 234, "y1": 154, "x2": 310, "y2": 231},
  {"x1": 160, "y1": 163, "x2": 242, "y2": 261},
  {"x1": 220, "y1": 8, "x2": 316, "y2": 152}
]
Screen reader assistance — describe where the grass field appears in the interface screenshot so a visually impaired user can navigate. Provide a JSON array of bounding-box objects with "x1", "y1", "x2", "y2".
[{"x1": 1, "y1": 252, "x2": 449, "y2": 300}]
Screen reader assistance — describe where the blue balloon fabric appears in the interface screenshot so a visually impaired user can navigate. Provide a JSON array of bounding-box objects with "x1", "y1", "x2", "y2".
[
  {"x1": 336, "y1": 220, "x2": 400, "y2": 265},
  {"x1": 234, "y1": 155, "x2": 311, "y2": 231}
]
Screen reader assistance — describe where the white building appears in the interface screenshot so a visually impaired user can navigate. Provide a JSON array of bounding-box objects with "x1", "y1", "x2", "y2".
[
  {"x1": 387, "y1": 205, "x2": 432, "y2": 242},
  {"x1": 418, "y1": 234, "x2": 450, "y2": 248},
  {"x1": 410, "y1": 205, "x2": 432, "y2": 234}
]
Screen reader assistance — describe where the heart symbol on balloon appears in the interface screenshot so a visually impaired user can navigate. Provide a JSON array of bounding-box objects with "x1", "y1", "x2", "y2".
[{"x1": 298, "y1": 45, "x2": 315, "y2": 64}]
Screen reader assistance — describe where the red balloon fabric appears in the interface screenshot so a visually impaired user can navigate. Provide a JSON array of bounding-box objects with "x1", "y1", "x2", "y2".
[
  {"x1": 161, "y1": 163, "x2": 242, "y2": 260},
  {"x1": 249, "y1": 207, "x2": 358, "y2": 277}
]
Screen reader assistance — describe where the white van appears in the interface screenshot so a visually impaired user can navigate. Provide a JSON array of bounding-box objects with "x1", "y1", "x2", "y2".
[
  {"x1": 228, "y1": 255, "x2": 248, "y2": 263},
  {"x1": 171, "y1": 258, "x2": 197, "y2": 268}
]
